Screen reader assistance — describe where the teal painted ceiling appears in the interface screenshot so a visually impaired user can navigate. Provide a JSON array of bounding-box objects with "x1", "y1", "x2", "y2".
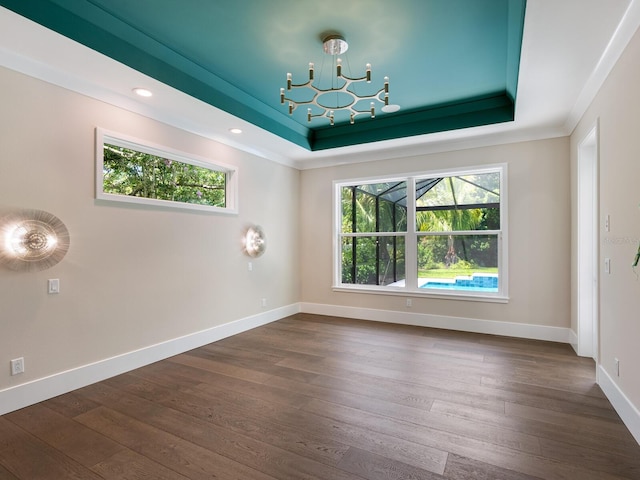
[{"x1": 0, "y1": 0, "x2": 526, "y2": 151}]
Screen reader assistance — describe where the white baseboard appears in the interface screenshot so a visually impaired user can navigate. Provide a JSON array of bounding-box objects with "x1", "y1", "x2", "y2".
[
  {"x1": 597, "y1": 365, "x2": 640, "y2": 445},
  {"x1": 0, "y1": 303, "x2": 300, "y2": 416},
  {"x1": 300, "y1": 302, "x2": 572, "y2": 343}
]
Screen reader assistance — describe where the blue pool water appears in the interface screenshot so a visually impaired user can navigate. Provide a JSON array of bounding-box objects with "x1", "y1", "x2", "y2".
[{"x1": 420, "y1": 274, "x2": 498, "y2": 293}]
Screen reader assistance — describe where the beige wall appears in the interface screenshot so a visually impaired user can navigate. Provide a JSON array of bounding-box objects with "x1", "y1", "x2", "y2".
[
  {"x1": 570, "y1": 25, "x2": 640, "y2": 407},
  {"x1": 0, "y1": 67, "x2": 300, "y2": 391},
  {"x1": 300, "y1": 137, "x2": 571, "y2": 328}
]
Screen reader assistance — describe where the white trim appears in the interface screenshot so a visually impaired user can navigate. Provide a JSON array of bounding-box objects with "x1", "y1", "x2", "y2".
[
  {"x1": 576, "y1": 122, "x2": 600, "y2": 359},
  {"x1": 0, "y1": 304, "x2": 300, "y2": 416},
  {"x1": 331, "y1": 285, "x2": 509, "y2": 303},
  {"x1": 565, "y1": 0, "x2": 640, "y2": 133},
  {"x1": 597, "y1": 365, "x2": 640, "y2": 445},
  {"x1": 300, "y1": 302, "x2": 571, "y2": 343}
]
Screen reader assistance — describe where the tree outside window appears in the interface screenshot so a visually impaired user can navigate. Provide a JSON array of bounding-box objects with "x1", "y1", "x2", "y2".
[{"x1": 103, "y1": 144, "x2": 226, "y2": 207}]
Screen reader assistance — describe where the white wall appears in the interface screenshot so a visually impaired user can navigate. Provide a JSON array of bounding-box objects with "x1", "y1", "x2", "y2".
[
  {"x1": 0, "y1": 67, "x2": 300, "y2": 399},
  {"x1": 299, "y1": 137, "x2": 571, "y2": 335},
  {"x1": 570, "y1": 23, "x2": 640, "y2": 424}
]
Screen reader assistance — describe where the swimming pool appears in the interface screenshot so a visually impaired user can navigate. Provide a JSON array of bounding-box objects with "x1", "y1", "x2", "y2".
[{"x1": 419, "y1": 273, "x2": 499, "y2": 293}]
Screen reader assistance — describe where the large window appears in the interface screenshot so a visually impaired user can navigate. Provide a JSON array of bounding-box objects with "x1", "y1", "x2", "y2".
[{"x1": 335, "y1": 165, "x2": 507, "y2": 300}]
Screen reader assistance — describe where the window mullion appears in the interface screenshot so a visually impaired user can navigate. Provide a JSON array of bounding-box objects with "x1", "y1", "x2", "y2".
[
  {"x1": 351, "y1": 186, "x2": 357, "y2": 284},
  {"x1": 405, "y1": 177, "x2": 418, "y2": 290}
]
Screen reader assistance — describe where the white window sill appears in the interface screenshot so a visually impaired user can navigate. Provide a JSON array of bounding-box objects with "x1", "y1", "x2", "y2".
[{"x1": 332, "y1": 285, "x2": 509, "y2": 303}]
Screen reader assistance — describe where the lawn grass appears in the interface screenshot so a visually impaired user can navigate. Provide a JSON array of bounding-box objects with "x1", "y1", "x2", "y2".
[{"x1": 418, "y1": 266, "x2": 498, "y2": 279}]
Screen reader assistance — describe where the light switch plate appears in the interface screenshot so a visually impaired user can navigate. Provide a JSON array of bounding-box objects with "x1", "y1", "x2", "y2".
[{"x1": 48, "y1": 278, "x2": 60, "y2": 294}]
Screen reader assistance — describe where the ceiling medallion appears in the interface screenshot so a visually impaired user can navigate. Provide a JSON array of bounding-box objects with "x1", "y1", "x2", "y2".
[{"x1": 280, "y1": 34, "x2": 390, "y2": 125}]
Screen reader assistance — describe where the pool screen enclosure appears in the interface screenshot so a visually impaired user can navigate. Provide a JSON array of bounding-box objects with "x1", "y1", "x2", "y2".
[{"x1": 340, "y1": 171, "x2": 501, "y2": 292}]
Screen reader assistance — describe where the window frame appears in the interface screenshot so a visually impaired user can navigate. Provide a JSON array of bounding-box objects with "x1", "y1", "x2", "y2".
[
  {"x1": 333, "y1": 164, "x2": 508, "y2": 302},
  {"x1": 95, "y1": 128, "x2": 238, "y2": 214}
]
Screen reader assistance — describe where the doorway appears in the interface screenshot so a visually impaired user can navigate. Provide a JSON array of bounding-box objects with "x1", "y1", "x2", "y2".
[{"x1": 577, "y1": 124, "x2": 599, "y2": 359}]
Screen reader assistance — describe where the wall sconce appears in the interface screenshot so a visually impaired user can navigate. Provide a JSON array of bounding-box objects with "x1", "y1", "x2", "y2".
[
  {"x1": 0, "y1": 209, "x2": 70, "y2": 271},
  {"x1": 243, "y1": 225, "x2": 266, "y2": 258}
]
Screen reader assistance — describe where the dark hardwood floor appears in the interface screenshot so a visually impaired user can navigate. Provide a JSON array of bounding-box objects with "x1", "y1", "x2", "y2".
[{"x1": 1, "y1": 313, "x2": 639, "y2": 479}]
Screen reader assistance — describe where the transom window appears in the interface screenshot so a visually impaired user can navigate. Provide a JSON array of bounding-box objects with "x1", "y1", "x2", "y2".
[
  {"x1": 334, "y1": 165, "x2": 507, "y2": 300},
  {"x1": 95, "y1": 128, "x2": 238, "y2": 214}
]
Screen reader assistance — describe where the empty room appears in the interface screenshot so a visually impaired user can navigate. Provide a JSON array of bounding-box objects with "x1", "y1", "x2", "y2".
[{"x1": 1, "y1": 1, "x2": 640, "y2": 479}]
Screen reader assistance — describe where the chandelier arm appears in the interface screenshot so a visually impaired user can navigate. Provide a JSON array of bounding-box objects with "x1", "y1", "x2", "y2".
[
  {"x1": 339, "y1": 74, "x2": 368, "y2": 82},
  {"x1": 290, "y1": 80, "x2": 314, "y2": 89},
  {"x1": 283, "y1": 98, "x2": 315, "y2": 108},
  {"x1": 308, "y1": 84, "x2": 348, "y2": 94}
]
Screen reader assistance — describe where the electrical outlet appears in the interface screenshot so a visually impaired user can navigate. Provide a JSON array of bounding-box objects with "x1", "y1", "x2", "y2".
[
  {"x1": 10, "y1": 357, "x2": 24, "y2": 376},
  {"x1": 406, "y1": 298, "x2": 412, "y2": 308},
  {"x1": 261, "y1": 298, "x2": 267, "y2": 308},
  {"x1": 615, "y1": 357, "x2": 620, "y2": 377},
  {"x1": 604, "y1": 258, "x2": 611, "y2": 274}
]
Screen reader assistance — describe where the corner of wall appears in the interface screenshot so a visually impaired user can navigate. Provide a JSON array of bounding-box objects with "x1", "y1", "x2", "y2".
[
  {"x1": 569, "y1": 329, "x2": 579, "y2": 355},
  {"x1": 598, "y1": 365, "x2": 640, "y2": 445}
]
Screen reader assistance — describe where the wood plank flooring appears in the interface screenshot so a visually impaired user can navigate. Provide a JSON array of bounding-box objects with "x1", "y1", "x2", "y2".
[{"x1": 1, "y1": 313, "x2": 639, "y2": 479}]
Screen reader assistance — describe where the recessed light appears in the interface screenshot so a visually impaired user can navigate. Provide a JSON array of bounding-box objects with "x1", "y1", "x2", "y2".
[
  {"x1": 132, "y1": 87, "x2": 153, "y2": 97},
  {"x1": 229, "y1": 128, "x2": 243, "y2": 134}
]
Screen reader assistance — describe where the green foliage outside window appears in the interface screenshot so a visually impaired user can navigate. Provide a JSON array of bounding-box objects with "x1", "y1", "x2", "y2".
[
  {"x1": 416, "y1": 174, "x2": 500, "y2": 274},
  {"x1": 341, "y1": 236, "x2": 406, "y2": 285},
  {"x1": 103, "y1": 144, "x2": 226, "y2": 207},
  {"x1": 341, "y1": 183, "x2": 407, "y2": 286},
  {"x1": 339, "y1": 171, "x2": 502, "y2": 293}
]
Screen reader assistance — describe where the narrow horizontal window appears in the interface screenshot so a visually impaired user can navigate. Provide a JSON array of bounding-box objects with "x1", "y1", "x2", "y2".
[{"x1": 95, "y1": 128, "x2": 238, "y2": 214}]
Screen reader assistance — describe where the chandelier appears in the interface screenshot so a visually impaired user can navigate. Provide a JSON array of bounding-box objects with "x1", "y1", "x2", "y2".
[{"x1": 280, "y1": 34, "x2": 390, "y2": 125}]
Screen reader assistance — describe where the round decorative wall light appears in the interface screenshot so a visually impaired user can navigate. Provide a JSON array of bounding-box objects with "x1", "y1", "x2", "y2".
[
  {"x1": 0, "y1": 209, "x2": 70, "y2": 271},
  {"x1": 243, "y1": 225, "x2": 266, "y2": 258}
]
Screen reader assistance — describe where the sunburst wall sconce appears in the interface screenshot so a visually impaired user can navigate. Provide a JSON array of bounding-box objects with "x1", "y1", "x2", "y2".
[
  {"x1": 0, "y1": 209, "x2": 70, "y2": 271},
  {"x1": 243, "y1": 225, "x2": 266, "y2": 258},
  {"x1": 280, "y1": 34, "x2": 392, "y2": 125}
]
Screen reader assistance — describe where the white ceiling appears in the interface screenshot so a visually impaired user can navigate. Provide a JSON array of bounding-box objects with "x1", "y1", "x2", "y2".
[{"x1": 1, "y1": 1, "x2": 639, "y2": 170}]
